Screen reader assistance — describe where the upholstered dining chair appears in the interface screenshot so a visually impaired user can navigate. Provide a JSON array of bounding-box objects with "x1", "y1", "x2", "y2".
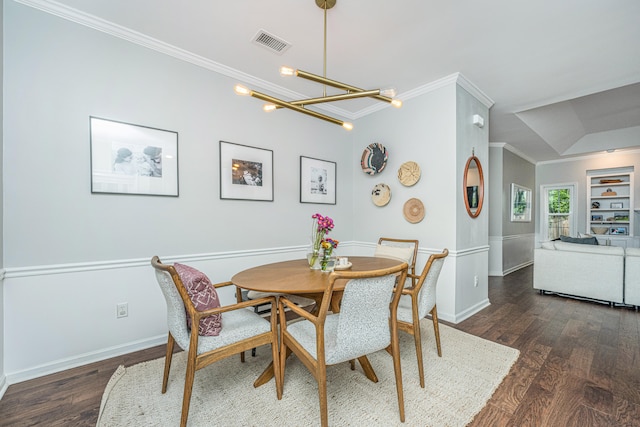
[
  {"x1": 396, "y1": 248, "x2": 449, "y2": 388},
  {"x1": 375, "y1": 237, "x2": 419, "y2": 287},
  {"x1": 277, "y1": 262, "x2": 409, "y2": 427},
  {"x1": 151, "y1": 256, "x2": 282, "y2": 427}
]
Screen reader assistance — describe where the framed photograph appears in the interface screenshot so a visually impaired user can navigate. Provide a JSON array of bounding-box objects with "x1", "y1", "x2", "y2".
[
  {"x1": 219, "y1": 141, "x2": 273, "y2": 201},
  {"x1": 300, "y1": 156, "x2": 336, "y2": 204},
  {"x1": 610, "y1": 202, "x2": 623, "y2": 209},
  {"x1": 610, "y1": 226, "x2": 628, "y2": 235},
  {"x1": 90, "y1": 117, "x2": 178, "y2": 196},
  {"x1": 510, "y1": 183, "x2": 532, "y2": 222},
  {"x1": 591, "y1": 214, "x2": 603, "y2": 221}
]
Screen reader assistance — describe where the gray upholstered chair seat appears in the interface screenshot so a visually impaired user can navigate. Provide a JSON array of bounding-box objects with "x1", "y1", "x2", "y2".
[{"x1": 190, "y1": 309, "x2": 271, "y2": 354}]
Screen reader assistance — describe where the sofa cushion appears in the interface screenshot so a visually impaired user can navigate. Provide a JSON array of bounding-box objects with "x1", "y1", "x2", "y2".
[
  {"x1": 626, "y1": 247, "x2": 640, "y2": 257},
  {"x1": 553, "y1": 241, "x2": 624, "y2": 255},
  {"x1": 559, "y1": 235, "x2": 599, "y2": 245}
]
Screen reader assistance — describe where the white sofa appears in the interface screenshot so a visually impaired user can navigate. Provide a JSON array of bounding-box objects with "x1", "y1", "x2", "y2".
[
  {"x1": 533, "y1": 241, "x2": 625, "y2": 304},
  {"x1": 625, "y1": 247, "x2": 640, "y2": 306}
]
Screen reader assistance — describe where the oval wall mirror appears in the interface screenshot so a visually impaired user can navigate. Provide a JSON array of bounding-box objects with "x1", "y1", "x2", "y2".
[{"x1": 463, "y1": 155, "x2": 484, "y2": 218}]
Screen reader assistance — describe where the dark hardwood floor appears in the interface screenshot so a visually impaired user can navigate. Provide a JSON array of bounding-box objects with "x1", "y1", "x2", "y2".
[{"x1": 1, "y1": 265, "x2": 639, "y2": 426}]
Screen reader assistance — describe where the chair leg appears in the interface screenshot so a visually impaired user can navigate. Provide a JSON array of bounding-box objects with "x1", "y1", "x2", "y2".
[
  {"x1": 317, "y1": 365, "x2": 329, "y2": 427},
  {"x1": 162, "y1": 333, "x2": 175, "y2": 394},
  {"x1": 412, "y1": 316, "x2": 425, "y2": 388},
  {"x1": 431, "y1": 305, "x2": 442, "y2": 357},
  {"x1": 357, "y1": 355, "x2": 379, "y2": 382},
  {"x1": 390, "y1": 327, "x2": 405, "y2": 422},
  {"x1": 180, "y1": 352, "x2": 197, "y2": 427}
]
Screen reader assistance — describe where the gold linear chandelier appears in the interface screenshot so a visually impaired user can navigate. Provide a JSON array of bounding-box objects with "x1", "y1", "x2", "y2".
[{"x1": 234, "y1": 0, "x2": 402, "y2": 130}]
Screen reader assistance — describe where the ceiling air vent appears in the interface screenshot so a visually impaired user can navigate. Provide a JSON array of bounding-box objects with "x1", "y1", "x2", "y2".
[{"x1": 251, "y1": 29, "x2": 291, "y2": 55}]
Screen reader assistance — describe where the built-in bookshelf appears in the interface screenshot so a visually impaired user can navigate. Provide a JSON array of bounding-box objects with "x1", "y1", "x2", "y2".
[{"x1": 587, "y1": 170, "x2": 634, "y2": 246}]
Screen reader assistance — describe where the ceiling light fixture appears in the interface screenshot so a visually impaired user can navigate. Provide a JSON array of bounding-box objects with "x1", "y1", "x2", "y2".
[{"x1": 234, "y1": 0, "x2": 402, "y2": 130}]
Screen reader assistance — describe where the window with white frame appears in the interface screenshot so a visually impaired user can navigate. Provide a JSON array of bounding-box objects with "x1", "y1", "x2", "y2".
[{"x1": 541, "y1": 183, "x2": 577, "y2": 241}]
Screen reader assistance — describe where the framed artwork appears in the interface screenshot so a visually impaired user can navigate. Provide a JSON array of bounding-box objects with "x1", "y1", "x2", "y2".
[
  {"x1": 610, "y1": 202, "x2": 623, "y2": 209},
  {"x1": 610, "y1": 226, "x2": 628, "y2": 235},
  {"x1": 90, "y1": 116, "x2": 178, "y2": 196},
  {"x1": 219, "y1": 140, "x2": 273, "y2": 201},
  {"x1": 591, "y1": 214, "x2": 603, "y2": 221},
  {"x1": 511, "y1": 183, "x2": 532, "y2": 222},
  {"x1": 300, "y1": 156, "x2": 336, "y2": 204}
]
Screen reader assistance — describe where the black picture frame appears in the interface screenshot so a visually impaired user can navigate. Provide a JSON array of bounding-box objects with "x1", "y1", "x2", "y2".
[
  {"x1": 300, "y1": 156, "x2": 337, "y2": 204},
  {"x1": 90, "y1": 116, "x2": 179, "y2": 196},
  {"x1": 219, "y1": 141, "x2": 273, "y2": 201}
]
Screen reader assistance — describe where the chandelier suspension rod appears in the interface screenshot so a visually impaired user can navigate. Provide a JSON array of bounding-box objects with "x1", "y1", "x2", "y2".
[{"x1": 323, "y1": 1, "x2": 328, "y2": 97}]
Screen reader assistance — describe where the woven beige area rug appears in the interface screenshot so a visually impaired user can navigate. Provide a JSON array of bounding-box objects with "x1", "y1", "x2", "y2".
[{"x1": 97, "y1": 322, "x2": 519, "y2": 426}]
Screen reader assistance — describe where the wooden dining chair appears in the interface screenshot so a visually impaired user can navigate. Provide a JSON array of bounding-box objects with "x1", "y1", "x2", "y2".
[
  {"x1": 277, "y1": 262, "x2": 409, "y2": 427},
  {"x1": 151, "y1": 256, "x2": 282, "y2": 427},
  {"x1": 396, "y1": 248, "x2": 449, "y2": 388},
  {"x1": 375, "y1": 237, "x2": 419, "y2": 287}
]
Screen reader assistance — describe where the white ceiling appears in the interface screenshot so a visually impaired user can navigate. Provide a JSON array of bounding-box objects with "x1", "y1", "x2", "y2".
[{"x1": 23, "y1": 0, "x2": 640, "y2": 162}]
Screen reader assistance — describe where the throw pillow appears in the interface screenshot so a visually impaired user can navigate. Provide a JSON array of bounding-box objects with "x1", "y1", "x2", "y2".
[
  {"x1": 174, "y1": 263, "x2": 222, "y2": 336},
  {"x1": 559, "y1": 235, "x2": 599, "y2": 245},
  {"x1": 540, "y1": 241, "x2": 556, "y2": 250},
  {"x1": 374, "y1": 244, "x2": 414, "y2": 264}
]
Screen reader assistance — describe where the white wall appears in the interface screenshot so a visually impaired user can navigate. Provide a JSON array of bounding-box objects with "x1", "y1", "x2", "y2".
[
  {"x1": 1, "y1": 1, "x2": 491, "y2": 385},
  {"x1": 352, "y1": 82, "x2": 491, "y2": 322},
  {"x1": 488, "y1": 145, "x2": 535, "y2": 275},
  {"x1": 0, "y1": 0, "x2": 5, "y2": 399},
  {"x1": 454, "y1": 86, "x2": 491, "y2": 319}
]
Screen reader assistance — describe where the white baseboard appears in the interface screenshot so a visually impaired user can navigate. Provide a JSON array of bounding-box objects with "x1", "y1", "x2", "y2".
[
  {"x1": 0, "y1": 374, "x2": 8, "y2": 401},
  {"x1": 5, "y1": 335, "x2": 166, "y2": 386},
  {"x1": 452, "y1": 298, "x2": 491, "y2": 323},
  {"x1": 503, "y1": 261, "x2": 533, "y2": 276}
]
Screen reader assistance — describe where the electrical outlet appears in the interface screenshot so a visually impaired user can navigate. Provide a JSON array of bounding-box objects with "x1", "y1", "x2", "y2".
[
  {"x1": 474, "y1": 275, "x2": 479, "y2": 287},
  {"x1": 116, "y1": 303, "x2": 128, "y2": 318}
]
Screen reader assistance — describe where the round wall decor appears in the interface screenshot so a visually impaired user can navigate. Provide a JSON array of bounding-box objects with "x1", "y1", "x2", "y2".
[
  {"x1": 371, "y1": 183, "x2": 391, "y2": 206},
  {"x1": 397, "y1": 161, "x2": 421, "y2": 186},
  {"x1": 403, "y1": 198, "x2": 425, "y2": 223},
  {"x1": 361, "y1": 143, "x2": 388, "y2": 175}
]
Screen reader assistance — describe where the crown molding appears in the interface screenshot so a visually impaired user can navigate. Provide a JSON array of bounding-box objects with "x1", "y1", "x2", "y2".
[
  {"x1": 456, "y1": 73, "x2": 494, "y2": 109},
  {"x1": 490, "y1": 142, "x2": 537, "y2": 165},
  {"x1": 15, "y1": 0, "x2": 355, "y2": 119},
  {"x1": 15, "y1": 0, "x2": 494, "y2": 121}
]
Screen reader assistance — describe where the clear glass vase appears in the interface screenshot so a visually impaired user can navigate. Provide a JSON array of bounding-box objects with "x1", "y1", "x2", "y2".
[{"x1": 307, "y1": 250, "x2": 321, "y2": 270}]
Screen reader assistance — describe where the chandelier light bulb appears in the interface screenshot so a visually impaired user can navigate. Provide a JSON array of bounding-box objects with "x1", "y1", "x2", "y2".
[
  {"x1": 234, "y1": 85, "x2": 251, "y2": 96},
  {"x1": 379, "y1": 87, "x2": 397, "y2": 98},
  {"x1": 342, "y1": 122, "x2": 354, "y2": 131},
  {"x1": 391, "y1": 99, "x2": 403, "y2": 108},
  {"x1": 279, "y1": 66, "x2": 297, "y2": 77},
  {"x1": 263, "y1": 103, "x2": 277, "y2": 112}
]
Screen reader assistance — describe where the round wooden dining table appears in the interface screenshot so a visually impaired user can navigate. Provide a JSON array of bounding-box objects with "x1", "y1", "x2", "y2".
[
  {"x1": 232, "y1": 256, "x2": 403, "y2": 295},
  {"x1": 231, "y1": 256, "x2": 405, "y2": 387}
]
